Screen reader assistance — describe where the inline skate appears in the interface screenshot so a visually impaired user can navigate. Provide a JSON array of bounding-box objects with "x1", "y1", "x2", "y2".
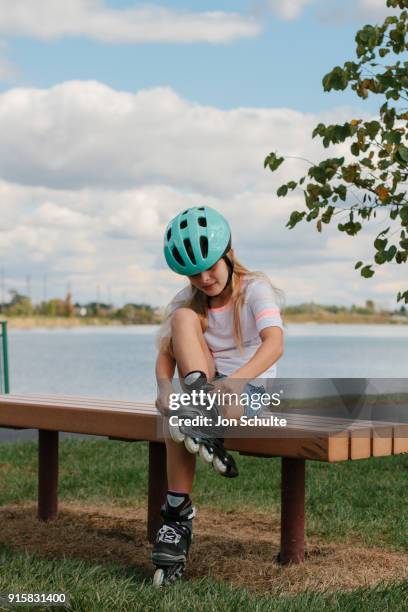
[
  {"x1": 169, "y1": 370, "x2": 238, "y2": 478},
  {"x1": 151, "y1": 493, "x2": 195, "y2": 587}
]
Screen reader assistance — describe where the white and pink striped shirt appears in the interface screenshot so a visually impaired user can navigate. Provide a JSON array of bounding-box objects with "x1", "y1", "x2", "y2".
[{"x1": 165, "y1": 275, "x2": 284, "y2": 380}]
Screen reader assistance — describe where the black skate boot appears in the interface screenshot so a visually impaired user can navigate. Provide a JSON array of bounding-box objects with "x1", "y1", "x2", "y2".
[
  {"x1": 151, "y1": 492, "x2": 195, "y2": 587},
  {"x1": 169, "y1": 370, "x2": 238, "y2": 478}
]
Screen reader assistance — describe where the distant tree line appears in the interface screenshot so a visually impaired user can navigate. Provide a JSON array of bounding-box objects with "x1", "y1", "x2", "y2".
[
  {"x1": 285, "y1": 299, "x2": 407, "y2": 316},
  {"x1": 0, "y1": 290, "x2": 161, "y2": 324},
  {"x1": 1, "y1": 291, "x2": 407, "y2": 323}
]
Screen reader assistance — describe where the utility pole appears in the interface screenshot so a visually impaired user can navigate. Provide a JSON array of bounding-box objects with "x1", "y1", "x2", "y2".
[
  {"x1": 43, "y1": 274, "x2": 48, "y2": 303},
  {"x1": 96, "y1": 284, "x2": 101, "y2": 316},
  {"x1": 26, "y1": 274, "x2": 31, "y2": 301},
  {"x1": 0, "y1": 268, "x2": 4, "y2": 311}
]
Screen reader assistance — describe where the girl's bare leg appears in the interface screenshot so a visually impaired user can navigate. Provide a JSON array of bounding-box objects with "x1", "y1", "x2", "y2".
[{"x1": 165, "y1": 308, "x2": 216, "y2": 492}]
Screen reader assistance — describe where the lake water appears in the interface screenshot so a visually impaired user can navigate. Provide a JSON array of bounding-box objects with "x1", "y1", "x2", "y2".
[{"x1": 1, "y1": 323, "x2": 407, "y2": 441}]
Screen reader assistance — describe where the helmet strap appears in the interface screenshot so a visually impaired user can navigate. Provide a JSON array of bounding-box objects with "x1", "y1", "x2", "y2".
[{"x1": 210, "y1": 254, "x2": 234, "y2": 299}]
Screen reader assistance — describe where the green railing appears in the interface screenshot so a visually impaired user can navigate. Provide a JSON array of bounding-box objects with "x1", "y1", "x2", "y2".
[{"x1": 0, "y1": 320, "x2": 10, "y2": 393}]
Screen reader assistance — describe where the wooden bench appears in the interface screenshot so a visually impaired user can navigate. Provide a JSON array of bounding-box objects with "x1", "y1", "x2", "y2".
[{"x1": 0, "y1": 393, "x2": 407, "y2": 565}]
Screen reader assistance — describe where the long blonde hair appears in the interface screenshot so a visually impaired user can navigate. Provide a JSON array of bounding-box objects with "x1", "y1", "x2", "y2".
[{"x1": 157, "y1": 249, "x2": 285, "y2": 357}]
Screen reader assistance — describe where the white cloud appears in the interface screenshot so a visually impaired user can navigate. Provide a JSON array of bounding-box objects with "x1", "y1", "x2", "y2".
[
  {"x1": 0, "y1": 81, "x2": 351, "y2": 195},
  {"x1": 0, "y1": 178, "x2": 403, "y2": 309},
  {"x1": 268, "y1": 0, "x2": 318, "y2": 21},
  {"x1": 34, "y1": 201, "x2": 92, "y2": 229},
  {"x1": 0, "y1": 81, "x2": 403, "y2": 308},
  {"x1": 0, "y1": 0, "x2": 261, "y2": 44},
  {"x1": 267, "y1": 0, "x2": 398, "y2": 22},
  {"x1": 358, "y1": 0, "x2": 392, "y2": 19}
]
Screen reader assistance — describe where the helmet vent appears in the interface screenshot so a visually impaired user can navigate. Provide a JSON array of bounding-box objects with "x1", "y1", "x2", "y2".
[
  {"x1": 184, "y1": 238, "x2": 196, "y2": 264},
  {"x1": 167, "y1": 228, "x2": 171, "y2": 241},
  {"x1": 180, "y1": 219, "x2": 188, "y2": 229},
  {"x1": 198, "y1": 207, "x2": 205, "y2": 211},
  {"x1": 200, "y1": 236, "x2": 208, "y2": 258},
  {"x1": 172, "y1": 247, "x2": 184, "y2": 267},
  {"x1": 198, "y1": 217, "x2": 207, "y2": 227}
]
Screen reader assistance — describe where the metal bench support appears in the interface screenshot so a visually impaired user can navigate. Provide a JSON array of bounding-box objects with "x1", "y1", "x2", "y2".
[
  {"x1": 147, "y1": 441, "x2": 167, "y2": 543},
  {"x1": 38, "y1": 430, "x2": 59, "y2": 521},
  {"x1": 280, "y1": 457, "x2": 305, "y2": 564}
]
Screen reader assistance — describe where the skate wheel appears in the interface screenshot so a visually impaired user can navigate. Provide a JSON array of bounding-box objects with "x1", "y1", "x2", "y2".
[
  {"x1": 153, "y1": 568, "x2": 165, "y2": 587},
  {"x1": 169, "y1": 425, "x2": 185, "y2": 444},
  {"x1": 199, "y1": 444, "x2": 214, "y2": 464},
  {"x1": 212, "y1": 455, "x2": 227, "y2": 475},
  {"x1": 184, "y1": 436, "x2": 200, "y2": 454}
]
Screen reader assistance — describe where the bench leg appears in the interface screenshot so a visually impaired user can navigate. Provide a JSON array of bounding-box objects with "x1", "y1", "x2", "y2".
[
  {"x1": 38, "y1": 430, "x2": 59, "y2": 521},
  {"x1": 280, "y1": 457, "x2": 305, "y2": 564},
  {"x1": 147, "y1": 442, "x2": 167, "y2": 544}
]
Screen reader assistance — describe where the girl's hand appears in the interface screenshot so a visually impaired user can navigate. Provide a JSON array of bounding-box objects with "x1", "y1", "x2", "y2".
[
  {"x1": 155, "y1": 380, "x2": 176, "y2": 416},
  {"x1": 211, "y1": 377, "x2": 247, "y2": 406}
]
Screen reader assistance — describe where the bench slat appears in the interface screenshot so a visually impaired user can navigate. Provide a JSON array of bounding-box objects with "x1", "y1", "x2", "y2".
[
  {"x1": 0, "y1": 393, "x2": 155, "y2": 411},
  {"x1": 1, "y1": 395, "x2": 407, "y2": 462},
  {"x1": 393, "y1": 424, "x2": 408, "y2": 454}
]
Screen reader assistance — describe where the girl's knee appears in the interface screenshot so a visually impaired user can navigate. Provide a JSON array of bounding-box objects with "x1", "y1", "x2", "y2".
[{"x1": 171, "y1": 308, "x2": 200, "y2": 328}]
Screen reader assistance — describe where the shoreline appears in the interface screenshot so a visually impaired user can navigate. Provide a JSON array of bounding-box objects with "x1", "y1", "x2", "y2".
[{"x1": 1, "y1": 313, "x2": 407, "y2": 330}]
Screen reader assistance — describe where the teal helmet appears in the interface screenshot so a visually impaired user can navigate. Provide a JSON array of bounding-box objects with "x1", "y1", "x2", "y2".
[{"x1": 164, "y1": 206, "x2": 231, "y2": 276}]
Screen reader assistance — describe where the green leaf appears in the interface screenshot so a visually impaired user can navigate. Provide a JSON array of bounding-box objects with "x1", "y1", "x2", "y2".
[
  {"x1": 397, "y1": 290, "x2": 408, "y2": 305},
  {"x1": 264, "y1": 152, "x2": 284, "y2": 171},
  {"x1": 277, "y1": 185, "x2": 288, "y2": 197},
  {"x1": 375, "y1": 251, "x2": 387, "y2": 264},
  {"x1": 355, "y1": 261, "x2": 363, "y2": 269},
  {"x1": 309, "y1": 166, "x2": 327, "y2": 184},
  {"x1": 386, "y1": 245, "x2": 397, "y2": 261},
  {"x1": 396, "y1": 145, "x2": 408, "y2": 163},
  {"x1": 338, "y1": 221, "x2": 362, "y2": 236},
  {"x1": 322, "y1": 66, "x2": 349, "y2": 91},
  {"x1": 306, "y1": 208, "x2": 319, "y2": 221},
  {"x1": 321, "y1": 206, "x2": 335, "y2": 224},
  {"x1": 335, "y1": 185, "x2": 347, "y2": 201},
  {"x1": 374, "y1": 238, "x2": 388, "y2": 250},
  {"x1": 361, "y1": 265, "x2": 375, "y2": 278},
  {"x1": 384, "y1": 130, "x2": 402, "y2": 145},
  {"x1": 342, "y1": 165, "x2": 359, "y2": 182},
  {"x1": 377, "y1": 227, "x2": 391, "y2": 237},
  {"x1": 396, "y1": 251, "x2": 408, "y2": 264},
  {"x1": 286, "y1": 211, "x2": 306, "y2": 229},
  {"x1": 365, "y1": 120, "x2": 381, "y2": 139},
  {"x1": 400, "y1": 206, "x2": 408, "y2": 223},
  {"x1": 312, "y1": 123, "x2": 326, "y2": 138}
]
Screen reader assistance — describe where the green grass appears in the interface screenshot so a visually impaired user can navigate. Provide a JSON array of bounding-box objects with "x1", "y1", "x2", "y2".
[
  {"x1": 0, "y1": 439, "x2": 407, "y2": 611},
  {"x1": 0, "y1": 439, "x2": 406, "y2": 550},
  {"x1": 0, "y1": 545, "x2": 407, "y2": 612}
]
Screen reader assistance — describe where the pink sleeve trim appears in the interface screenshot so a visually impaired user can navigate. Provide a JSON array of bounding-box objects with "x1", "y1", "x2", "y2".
[{"x1": 255, "y1": 308, "x2": 281, "y2": 321}]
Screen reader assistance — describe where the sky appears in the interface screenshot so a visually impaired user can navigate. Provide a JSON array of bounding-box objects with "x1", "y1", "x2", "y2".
[{"x1": 0, "y1": 0, "x2": 404, "y2": 309}]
